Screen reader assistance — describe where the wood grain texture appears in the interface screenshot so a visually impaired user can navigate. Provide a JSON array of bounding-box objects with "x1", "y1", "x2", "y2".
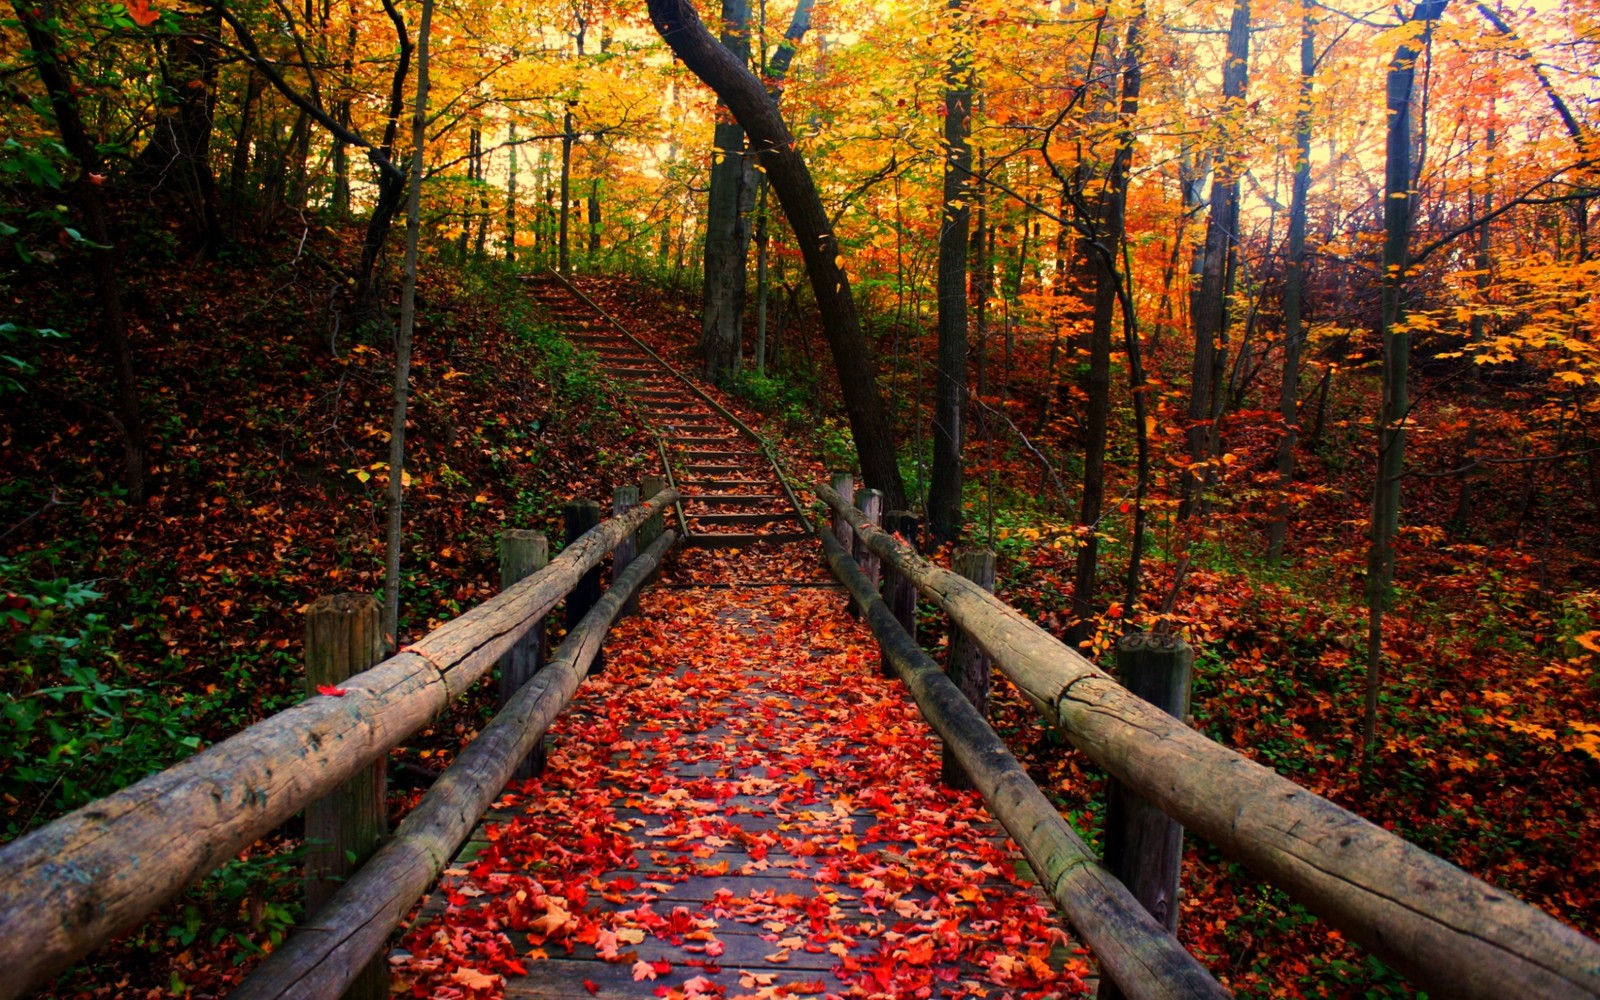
[
  {"x1": 818, "y1": 528, "x2": 1227, "y2": 1000},
  {"x1": 0, "y1": 490, "x2": 677, "y2": 999},
  {"x1": 815, "y1": 480, "x2": 1600, "y2": 1000},
  {"x1": 233, "y1": 530, "x2": 678, "y2": 1000}
]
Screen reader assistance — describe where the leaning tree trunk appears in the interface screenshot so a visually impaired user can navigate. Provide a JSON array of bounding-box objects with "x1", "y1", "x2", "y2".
[
  {"x1": 928, "y1": 0, "x2": 972, "y2": 546},
  {"x1": 1364, "y1": 0, "x2": 1449, "y2": 763},
  {"x1": 647, "y1": 0, "x2": 906, "y2": 510}
]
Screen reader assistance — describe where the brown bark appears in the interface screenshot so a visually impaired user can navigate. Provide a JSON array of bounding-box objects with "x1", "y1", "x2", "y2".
[
  {"x1": 929, "y1": 0, "x2": 972, "y2": 546},
  {"x1": 1072, "y1": 10, "x2": 1144, "y2": 635},
  {"x1": 818, "y1": 528, "x2": 1226, "y2": 1000},
  {"x1": 12, "y1": 0, "x2": 147, "y2": 502},
  {"x1": 1180, "y1": 0, "x2": 1250, "y2": 522},
  {"x1": 647, "y1": 0, "x2": 906, "y2": 509},
  {"x1": 0, "y1": 494, "x2": 677, "y2": 996},
  {"x1": 1267, "y1": 0, "x2": 1316, "y2": 566},
  {"x1": 819, "y1": 482, "x2": 1600, "y2": 1000}
]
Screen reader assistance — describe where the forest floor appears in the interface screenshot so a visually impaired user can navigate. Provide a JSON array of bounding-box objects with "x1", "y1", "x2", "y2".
[{"x1": 2, "y1": 236, "x2": 1597, "y2": 998}]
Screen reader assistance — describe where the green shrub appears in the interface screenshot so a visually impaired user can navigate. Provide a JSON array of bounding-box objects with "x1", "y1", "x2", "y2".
[{"x1": 1, "y1": 558, "x2": 201, "y2": 837}]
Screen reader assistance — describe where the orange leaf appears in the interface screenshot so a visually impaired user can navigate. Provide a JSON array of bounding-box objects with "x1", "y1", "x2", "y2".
[{"x1": 126, "y1": 0, "x2": 159, "y2": 26}]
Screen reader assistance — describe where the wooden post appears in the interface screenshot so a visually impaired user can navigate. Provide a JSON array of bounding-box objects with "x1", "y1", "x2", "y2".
[
  {"x1": 613, "y1": 485, "x2": 640, "y2": 616},
  {"x1": 881, "y1": 511, "x2": 920, "y2": 677},
  {"x1": 1099, "y1": 631, "x2": 1192, "y2": 1000},
  {"x1": 943, "y1": 547, "x2": 996, "y2": 789},
  {"x1": 303, "y1": 594, "x2": 387, "y2": 1000},
  {"x1": 640, "y1": 475, "x2": 666, "y2": 552},
  {"x1": 851, "y1": 488, "x2": 883, "y2": 620},
  {"x1": 564, "y1": 498, "x2": 603, "y2": 673},
  {"x1": 498, "y1": 530, "x2": 548, "y2": 779},
  {"x1": 829, "y1": 472, "x2": 854, "y2": 550}
]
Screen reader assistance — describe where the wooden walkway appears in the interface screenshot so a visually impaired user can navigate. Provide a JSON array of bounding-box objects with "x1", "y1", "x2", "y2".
[
  {"x1": 524, "y1": 275, "x2": 809, "y2": 554},
  {"x1": 393, "y1": 580, "x2": 1087, "y2": 998},
  {"x1": 388, "y1": 276, "x2": 1083, "y2": 997}
]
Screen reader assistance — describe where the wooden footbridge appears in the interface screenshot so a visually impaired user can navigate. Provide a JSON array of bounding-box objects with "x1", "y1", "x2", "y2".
[{"x1": 2, "y1": 276, "x2": 1598, "y2": 1000}]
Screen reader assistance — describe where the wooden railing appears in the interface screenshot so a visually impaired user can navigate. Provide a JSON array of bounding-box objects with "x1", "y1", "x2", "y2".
[
  {"x1": 0, "y1": 487, "x2": 679, "y2": 1000},
  {"x1": 815, "y1": 477, "x2": 1600, "y2": 1000}
]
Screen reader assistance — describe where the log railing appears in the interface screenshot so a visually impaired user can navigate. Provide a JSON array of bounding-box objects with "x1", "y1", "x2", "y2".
[
  {"x1": 0, "y1": 488, "x2": 679, "y2": 1000},
  {"x1": 818, "y1": 525, "x2": 1228, "y2": 999},
  {"x1": 816, "y1": 478, "x2": 1600, "y2": 1000}
]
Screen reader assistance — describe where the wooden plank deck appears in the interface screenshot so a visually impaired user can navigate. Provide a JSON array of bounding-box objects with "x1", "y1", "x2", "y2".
[{"x1": 392, "y1": 579, "x2": 1090, "y2": 999}]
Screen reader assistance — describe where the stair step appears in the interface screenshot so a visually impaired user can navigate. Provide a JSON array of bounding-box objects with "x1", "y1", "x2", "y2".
[
  {"x1": 686, "y1": 531, "x2": 811, "y2": 549},
  {"x1": 683, "y1": 494, "x2": 786, "y2": 506},
  {"x1": 683, "y1": 463, "x2": 764, "y2": 474},
  {"x1": 678, "y1": 478, "x2": 773, "y2": 488},
  {"x1": 690, "y1": 512, "x2": 795, "y2": 525},
  {"x1": 642, "y1": 411, "x2": 718, "y2": 422},
  {"x1": 685, "y1": 450, "x2": 758, "y2": 460}
]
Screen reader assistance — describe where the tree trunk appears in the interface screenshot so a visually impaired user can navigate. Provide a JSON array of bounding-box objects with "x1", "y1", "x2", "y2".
[
  {"x1": 229, "y1": 69, "x2": 264, "y2": 215},
  {"x1": 754, "y1": 181, "x2": 770, "y2": 373},
  {"x1": 1073, "y1": 10, "x2": 1144, "y2": 638},
  {"x1": 1267, "y1": 0, "x2": 1315, "y2": 567},
  {"x1": 559, "y1": 109, "x2": 573, "y2": 273},
  {"x1": 383, "y1": 0, "x2": 434, "y2": 646},
  {"x1": 1364, "y1": 0, "x2": 1449, "y2": 763},
  {"x1": 505, "y1": 122, "x2": 518, "y2": 261},
  {"x1": 475, "y1": 133, "x2": 491, "y2": 258},
  {"x1": 1181, "y1": 0, "x2": 1250, "y2": 523},
  {"x1": 697, "y1": 0, "x2": 813, "y2": 384},
  {"x1": 929, "y1": 0, "x2": 972, "y2": 547},
  {"x1": 331, "y1": 21, "x2": 357, "y2": 217},
  {"x1": 647, "y1": 0, "x2": 906, "y2": 510},
  {"x1": 12, "y1": 0, "x2": 147, "y2": 502},
  {"x1": 457, "y1": 128, "x2": 478, "y2": 261},
  {"x1": 586, "y1": 178, "x2": 601, "y2": 264},
  {"x1": 133, "y1": 5, "x2": 224, "y2": 253},
  {"x1": 699, "y1": 0, "x2": 756, "y2": 383},
  {"x1": 356, "y1": 0, "x2": 415, "y2": 306}
]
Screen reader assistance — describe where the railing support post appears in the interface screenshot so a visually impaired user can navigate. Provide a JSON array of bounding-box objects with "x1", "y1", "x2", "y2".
[
  {"x1": 829, "y1": 472, "x2": 854, "y2": 550},
  {"x1": 614, "y1": 486, "x2": 641, "y2": 616},
  {"x1": 881, "y1": 511, "x2": 920, "y2": 677},
  {"x1": 565, "y1": 498, "x2": 603, "y2": 673},
  {"x1": 1100, "y1": 630, "x2": 1193, "y2": 1000},
  {"x1": 851, "y1": 488, "x2": 883, "y2": 619},
  {"x1": 640, "y1": 475, "x2": 666, "y2": 552},
  {"x1": 303, "y1": 593, "x2": 387, "y2": 1000},
  {"x1": 942, "y1": 548, "x2": 996, "y2": 789},
  {"x1": 498, "y1": 529, "x2": 549, "y2": 779}
]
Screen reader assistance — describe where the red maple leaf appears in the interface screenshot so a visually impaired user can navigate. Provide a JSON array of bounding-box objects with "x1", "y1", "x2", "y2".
[{"x1": 126, "y1": 0, "x2": 159, "y2": 26}]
